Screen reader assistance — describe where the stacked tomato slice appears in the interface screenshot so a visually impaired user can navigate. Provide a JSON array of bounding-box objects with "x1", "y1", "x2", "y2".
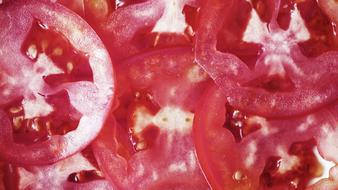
[{"x1": 0, "y1": 0, "x2": 337, "y2": 189}]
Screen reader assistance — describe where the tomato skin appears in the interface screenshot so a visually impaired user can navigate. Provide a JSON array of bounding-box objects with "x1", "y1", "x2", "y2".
[
  {"x1": 193, "y1": 83, "x2": 338, "y2": 190},
  {"x1": 0, "y1": 0, "x2": 114, "y2": 165},
  {"x1": 192, "y1": 84, "x2": 227, "y2": 190}
]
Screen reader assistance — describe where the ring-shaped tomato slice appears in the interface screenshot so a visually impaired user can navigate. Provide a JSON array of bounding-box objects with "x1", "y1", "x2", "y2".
[
  {"x1": 0, "y1": 0, "x2": 114, "y2": 165},
  {"x1": 193, "y1": 83, "x2": 338, "y2": 190},
  {"x1": 195, "y1": 0, "x2": 338, "y2": 118},
  {"x1": 93, "y1": 48, "x2": 210, "y2": 190}
]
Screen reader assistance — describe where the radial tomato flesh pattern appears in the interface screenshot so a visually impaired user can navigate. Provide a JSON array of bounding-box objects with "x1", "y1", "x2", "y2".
[
  {"x1": 92, "y1": 48, "x2": 210, "y2": 190},
  {"x1": 0, "y1": 0, "x2": 337, "y2": 189},
  {"x1": 195, "y1": 0, "x2": 338, "y2": 118},
  {"x1": 0, "y1": 0, "x2": 114, "y2": 165}
]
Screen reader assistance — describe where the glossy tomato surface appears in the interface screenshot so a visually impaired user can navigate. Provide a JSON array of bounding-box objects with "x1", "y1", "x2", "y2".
[
  {"x1": 193, "y1": 83, "x2": 338, "y2": 190},
  {"x1": 0, "y1": 0, "x2": 114, "y2": 165},
  {"x1": 195, "y1": 0, "x2": 338, "y2": 118},
  {"x1": 92, "y1": 47, "x2": 211, "y2": 190},
  {"x1": 0, "y1": 0, "x2": 337, "y2": 190}
]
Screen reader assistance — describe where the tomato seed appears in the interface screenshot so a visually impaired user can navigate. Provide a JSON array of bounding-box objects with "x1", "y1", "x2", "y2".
[
  {"x1": 67, "y1": 170, "x2": 103, "y2": 183},
  {"x1": 52, "y1": 47, "x2": 63, "y2": 56},
  {"x1": 12, "y1": 116, "x2": 23, "y2": 130},
  {"x1": 9, "y1": 106, "x2": 22, "y2": 114},
  {"x1": 26, "y1": 44, "x2": 38, "y2": 60},
  {"x1": 224, "y1": 105, "x2": 257, "y2": 142},
  {"x1": 66, "y1": 62, "x2": 74, "y2": 73},
  {"x1": 233, "y1": 170, "x2": 247, "y2": 182}
]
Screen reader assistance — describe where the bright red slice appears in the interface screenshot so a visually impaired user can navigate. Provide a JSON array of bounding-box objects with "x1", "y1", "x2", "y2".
[
  {"x1": 193, "y1": 83, "x2": 338, "y2": 190},
  {"x1": 195, "y1": 0, "x2": 338, "y2": 118},
  {"x1": 93, "y1": 48, "x2": 210, "y2": 190}
]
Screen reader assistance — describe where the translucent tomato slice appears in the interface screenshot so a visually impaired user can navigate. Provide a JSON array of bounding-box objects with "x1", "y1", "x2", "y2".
[
  {"x1": 9, "y1": 151, "x2": 113, "y2": 190},
  {"x1": 101, "y1": 0, "x2": 198, "y2": 61},
  {"x1": 193, "y1": 83, "x2": 338, "y2": 190},
  {"x1": 92, "y1": 48, "x2": 210, "y2": 190},
  {"x1": 195, "y1": 0, "x2": 338, "y2": 118},
  {"x1": 0, "y1": 0, "x2": 114, "y2": 165}
]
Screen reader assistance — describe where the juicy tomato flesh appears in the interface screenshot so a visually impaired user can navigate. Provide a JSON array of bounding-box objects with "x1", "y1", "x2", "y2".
[
  {"x1": 216, "y1": 0, "x2": 263, "y2": 68},
  {"x1": 67, "y1": 148, "x2": 104, "y2": 184},
  {"x1": 193, "y1": 84, "x2": 337, "y2": 190},
  {"x1": 2, "y1": 20, "x2": 98, "y2": 145},
  {"x1": 216, "y1": 0, "x2": 337, "y2": 68},
  {"x1": 21, "y1": 20, "x2": 93, "y2": 86},
  {"x1": 5, "y1": 91, "x2": 79, "y2": 145},
  {"x1": 114, "y1": 90, "x2": 161, "y2": 155},
  {"x1": 259, "y1": 139, "x2": 323, "y2": 189},
  {"x1": 297, "y1": 0, "x2": 338, "y2": 57}
]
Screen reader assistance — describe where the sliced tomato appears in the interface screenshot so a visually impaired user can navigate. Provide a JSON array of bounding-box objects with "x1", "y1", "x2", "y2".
[
  {"x1": 195, "y1": 0, "x2": 338, "y2": 118},
  {"x1": 193, "y1": 83, "x2": 338, "y2": 190},
  {"x1": 0, "y1": 0, "x2": 114, "y2": 165},
  {"x1": 101, "y1": 0, "x2": 198, "y2": 61},
  {"x1": 92, "y1": 48, "x2": 210, "y2": 190},
  {"x1": 9, "y1": 151, "x2": 113, "y2": 190},
  {"x1": 55, "y1": 0, "x2": 199, "y2": 62}
]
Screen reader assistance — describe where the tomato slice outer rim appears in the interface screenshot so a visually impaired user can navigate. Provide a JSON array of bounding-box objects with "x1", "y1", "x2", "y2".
[
  {"x1": 193, "y1": 83, "x2": 338, "y2": 190},
  {"x1": 0, "y1": 0, "x2": 115, "y2": 165}
]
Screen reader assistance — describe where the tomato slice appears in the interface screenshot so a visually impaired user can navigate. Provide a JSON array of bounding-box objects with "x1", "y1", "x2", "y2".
[
  {"x1": 0, "y1": 0, "x2": 114, "y2": 165},
  {"x1": 195, "y1": 0, "x2": 338, "y2": 118},
  {"x1": 193, "y1": 83, "x2": 337, "y2": 190},
  {"x1": 101, "y1": 0, "x2": 197, "y2": 61},
  {"x1": 55, "y1": 0, "x2": 199, "y2": 62},
  {"x1": 92, "y1": 48, "x2": 210, "y2": 189},
  {"x1": 11, "y1": 151, "x2": 113, "y2": 190}
]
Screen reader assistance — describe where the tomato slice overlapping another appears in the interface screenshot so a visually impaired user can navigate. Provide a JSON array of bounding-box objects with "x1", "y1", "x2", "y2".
[
  {"x1": 195, "y1": 0, "x2": 338, "y2": 118},
  {"x1": 0, "y1": 0, "x2": 114, "y2": 165},
  {"x1": 92, "y1": 48, "x2": 210, "y2": 190},
  {"x1": 0, "y1": 0, "x2": 337, "y2": 189},
  {"x1": 193, "y1": 83, "x2": 338, "y2": 190}
]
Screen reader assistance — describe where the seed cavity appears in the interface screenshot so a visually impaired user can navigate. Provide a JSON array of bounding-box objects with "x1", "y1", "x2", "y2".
[{"x1": 31, "y1": 118, "x2": 41, "y2": 131}]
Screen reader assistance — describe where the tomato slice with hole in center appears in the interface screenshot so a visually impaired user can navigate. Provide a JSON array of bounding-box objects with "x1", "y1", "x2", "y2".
[
  {"x1": 0, "y1": 0, "x2": 114, "y2": 165},
  {"x1": 193, "y1": 83, "x2": 338, "y2": 190}
]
